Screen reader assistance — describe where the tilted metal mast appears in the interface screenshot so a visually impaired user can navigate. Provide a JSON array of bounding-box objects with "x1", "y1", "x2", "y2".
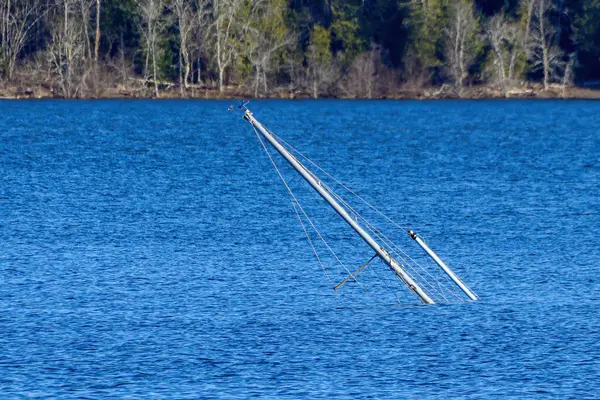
[
  {"x1": 243, "y1": 109, "x2": 435, "y2": 305},
  {"x1": 408, "y1": 230, "x2": 478, "y2": 300}
]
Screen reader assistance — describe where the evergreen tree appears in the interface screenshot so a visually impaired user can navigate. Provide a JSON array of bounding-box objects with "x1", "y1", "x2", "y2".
[
  {"x1": 307, "y1": 23, "x2": 334, "y2": 98},
  {"x1": 574, "y1": 0, "x2": 600, "y2": 81},
  {"x1": 405, "y1": 0, "x2": 446, "y2": 85},
  {"x1": 329, "y1": 0, "x2": 365, "y2": 66}
]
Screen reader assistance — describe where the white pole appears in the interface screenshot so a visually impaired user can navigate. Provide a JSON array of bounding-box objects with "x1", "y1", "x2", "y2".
[
  {"x1": 244, "y1": 110, "x2": 435, "y2": 305},
  {"x1": 408, "y1": 230, "x2": 478, "y2": 301}
]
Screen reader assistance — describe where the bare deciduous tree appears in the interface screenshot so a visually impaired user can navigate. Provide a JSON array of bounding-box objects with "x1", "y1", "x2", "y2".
[
  {"x1": 528, "y1": 0, "x2": 564, "y2": 90},
  {"x1": 211, "y1": 0, "x2": 261, "y2": 92},
  {"x1": 486, "y1": 13, "x2": 520, "y2": 96},
  {"x1": 306, "y1": 24, "x2": 337, "y2": 99},
  {"x1": 47, "y1": 0, "x2": 86, "y2": 97},
  {"x1": 343, "y1": 46, "x2": 380, "y2": 98},
  {"x1": 171, "y1": 0, "x2": 195, "y2": 94},
  {"x1": 192, "y1": 0, "x2": 211, "y2": 87},
  {"x1": 0, "y1": 0, "x2": 43, "y2": 80},
  {"x1": 94, "y1": 0, "x2": 100, "y2": 62},
  {"x1": 521, "y1": 0, "x2": 536, "y2": 44},
  {"x1": 212, "y1": 0, "x2": 240, "y2": 92},
  {"x1": 247, "y1": 0, "x2": 295, "y2": 97},
  {"x1": 307, "y1": 57, "x2": 337, "y2": 99},
  {"x1": 79, "y1": 0, "x2": 93, "y2": 61},
  {"x1": 444, "y1": 0, "x2": 480, "y2": 95},
  {"x1": 282, "y1": 50, "x2": 305, "y2": 98},
  {"x1": 561, "y1": 53, "x2": 574, "y2": 97},
  {"x1": 136, "y1": 0, "x2": 165, "y2": 97}
]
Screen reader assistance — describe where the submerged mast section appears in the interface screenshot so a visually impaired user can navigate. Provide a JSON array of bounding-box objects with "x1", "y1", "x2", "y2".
[
  {"x1": 408, "y1": 230, "x2": 478, "y2": 301},
  {"x1": 244, "y1": 109, "x2": 435, "y2": 305}
]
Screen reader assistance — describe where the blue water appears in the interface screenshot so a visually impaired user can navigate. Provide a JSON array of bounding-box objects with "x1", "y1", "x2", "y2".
[{"x1": 1, "y1": 100, "x2": 599, "y2": 398}]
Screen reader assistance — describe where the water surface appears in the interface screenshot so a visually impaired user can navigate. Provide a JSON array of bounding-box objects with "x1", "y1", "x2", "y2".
[{"x1": 1, "y1": 100, "x2": 599, "y2": 398}]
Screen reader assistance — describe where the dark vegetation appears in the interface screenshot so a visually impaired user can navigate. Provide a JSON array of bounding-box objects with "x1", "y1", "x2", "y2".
[{"x1": 1, "y1": 0, "x2": 600, "y2": 98}]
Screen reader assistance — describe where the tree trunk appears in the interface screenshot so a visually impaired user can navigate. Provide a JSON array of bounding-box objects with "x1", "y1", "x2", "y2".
[
  {"x1": 94, "y1": 0, "x2": 100, "y2": 62},
  {"x1": 179, "y1": 48, "x2": 184, "y2": 95},
  {"x1": 215, "y1": 13, "x2": 223, "y2": 92},
  {"x1": 81, "y1": 0, "x2": 92, "y2": 61},
  {"x1": 524, "y1": 0, "x2": 535, "y2": 44},
  {"x1": 460, "y1": 27, "x2": 468, "y2": 95},
  {"x1": 152, "y1": 36, "x2": 159, "y2": 97},
  {"x1": 540, "y1": 0, "x2": 549, "y2": 90},
  {"x1": 492, "y1": 43, "x2": 507, "y2": 95},
  {"x1": 454, "y1": 12, "x2": 461, "y2": 89},
  {"x1": 218, "y1": 67, "x2": 224, "y2": 93},
  {"x1": 144, "y1": 23, "x2": 150, "y2": 80},
  {"x1": 64, "y1": 0, "x2": 70, "y2": 97},
  {"x1": 262, "y1": 68, "x2": 267, "y2": 94},
  {"x1": 254, "y1": 65, "x2": 260, "y2": 97},
  {"x1": 184, "y1": 53, "x2": 190, "y2": 89},
  {"x1": 2, "y1": 0, "x2": 10, "y2": 79},
  {"x1": 542, "y1": 47, "x2": 549, "y2": 90},
  {"x1": 508, "y1": 50, "x2": 517, "y2": 83}
]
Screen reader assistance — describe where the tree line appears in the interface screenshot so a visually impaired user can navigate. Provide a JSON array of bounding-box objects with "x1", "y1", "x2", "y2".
[{"x1": 1, "y1": 0, "x2": 599, "y2": 98}]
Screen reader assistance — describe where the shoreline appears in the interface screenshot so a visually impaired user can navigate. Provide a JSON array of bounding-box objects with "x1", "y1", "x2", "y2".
[{"x1": 1, "y1": 83, "x2": 599, "y2": 100}]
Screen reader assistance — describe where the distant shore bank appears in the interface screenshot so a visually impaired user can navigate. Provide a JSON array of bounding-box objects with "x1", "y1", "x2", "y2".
[{"x1": 1, "y1": 82, "x2": 599, "y2": 100}]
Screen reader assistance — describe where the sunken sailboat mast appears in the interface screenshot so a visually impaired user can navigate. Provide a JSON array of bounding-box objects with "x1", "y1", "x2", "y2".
[
  {"x1": 242, "y1": 108, "x2": 477, "y2": 305},
  {"x1": 244, "y1": 109, "x2": 435, "y2": 304}
]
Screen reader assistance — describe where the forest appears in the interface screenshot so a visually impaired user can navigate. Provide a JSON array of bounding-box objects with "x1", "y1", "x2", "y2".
[{"x1": 1, "y1": 0, "x2": 599, "y2": 98}]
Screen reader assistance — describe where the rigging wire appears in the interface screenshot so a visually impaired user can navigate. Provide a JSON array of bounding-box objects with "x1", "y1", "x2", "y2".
[
  {"x1": 358, "y1": 214, "x2": 464, "y2": 302},
  {"x1": 321, "y1": 183, "x2": 446, "y2": 300},
  {"x1": 269, "y1": 128, "x2": 471, "y2": 302},
  {"x1": 367, "y1": 258, "x2": 405, "y2": 304},
  {"x1": 272, "y1": 125, "x2": 475, "y2": 299},
  {"x1": 251, "y1": 124, "x2": 377, "y2": 300},
  {"x1": 291, "y1": 199, "x2": 336, "y2": 291},
  {"x1": 275, "y1": 139, "x2": 429, "y2": 302},
  {"x1": 319, "y1": 177, "x2": 462, "y2": 302},
  {"x1": 254, "y1": 122, "x2": 471, "y2": 304},
  {"x1": 268, "y1": 128, "x2": 413, "y2": 233}
]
